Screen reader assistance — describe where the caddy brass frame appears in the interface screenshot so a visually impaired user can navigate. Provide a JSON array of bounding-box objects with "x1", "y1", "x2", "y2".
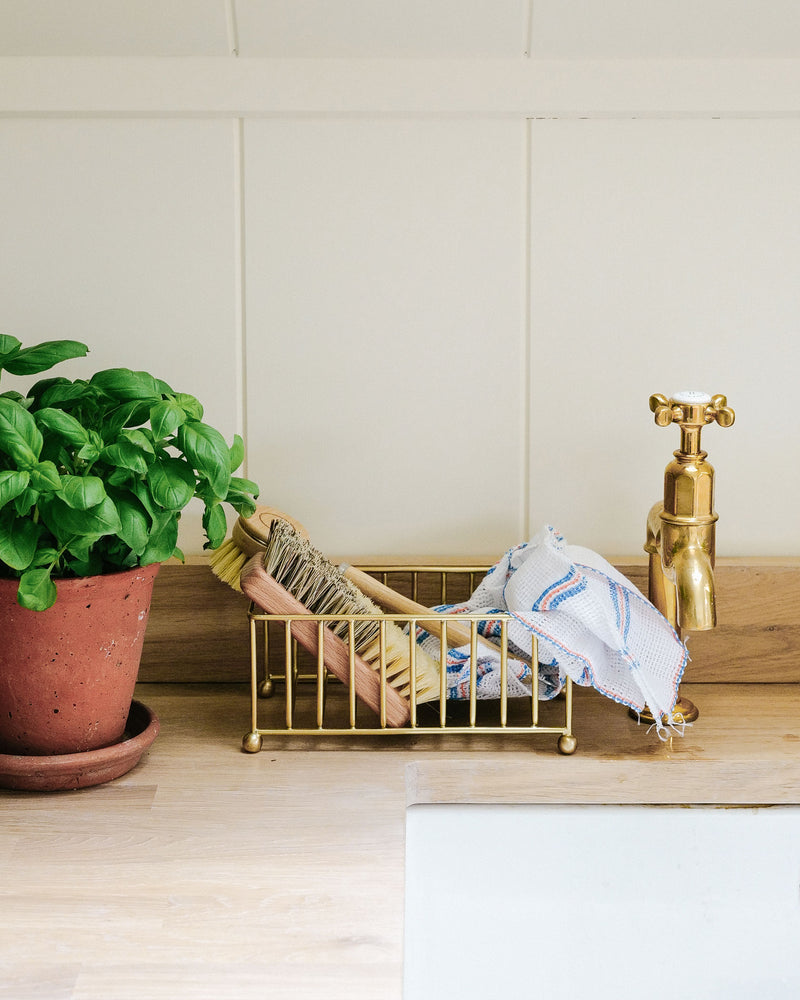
[{"x1": 241, "y1": 564, "x2": 576, "y2": 754}]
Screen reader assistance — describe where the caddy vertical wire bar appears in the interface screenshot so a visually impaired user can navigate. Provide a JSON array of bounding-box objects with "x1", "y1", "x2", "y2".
[
  {"x1": 409, "y1": 620, "x2": 418, "y2": 728},
  {"x1": 439, "y1": 620, "x2": 447, "y2": 728},
  {"x1": 261, "y1": 618, "x2": 271, "y2": 696},
  {"x1": 468, "y1": 619, "x2": 478, "y2": 728},
  {"x1": 379, "y1": 619, "x2": 387, "y2": 729},
  {"x1": 316, "y1": 622, "x2": 325, "y2": 729},
  {"x1": 284, "y1": 623, "x2": 293, "y2": 730},
  {"x1": 348, "y1": 619, "x2": 357, "y2": 729},
  {"x1": 564, "y1": 671, "x2": 573, "y2": 737},
  {"x1": 499, "y1": 620, "x2": 508, "y2": 728},
  {"x1": 249, "y1": 616, "x2": 259, "y2": 734}
]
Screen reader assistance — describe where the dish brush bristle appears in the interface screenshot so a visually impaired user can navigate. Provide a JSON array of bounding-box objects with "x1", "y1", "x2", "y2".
[
  {"x1": 264, "y1": 520, "x2": 440, "y2": 704},
  {"x1": 209, "y1": 537, "x2": 248, "y2": 591}
]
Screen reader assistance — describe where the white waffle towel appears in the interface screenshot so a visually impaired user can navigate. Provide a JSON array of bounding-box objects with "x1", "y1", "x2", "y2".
[{"x1": 424, "y1": 526, "x2": 687, "y2": 733}]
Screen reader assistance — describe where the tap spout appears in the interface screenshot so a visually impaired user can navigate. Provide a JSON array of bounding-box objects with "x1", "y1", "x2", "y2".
[
  {"x1": 645, "y1": 504, "x2": 717, "y2": 633},
  {"x1": 670, "y1": 530, "x2": 716, "y2": 632}
]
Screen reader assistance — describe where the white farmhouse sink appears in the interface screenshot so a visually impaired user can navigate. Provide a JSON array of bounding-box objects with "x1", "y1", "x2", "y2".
[{"x1": 404, "y1": 804, "x2": 800, "y2": 998}]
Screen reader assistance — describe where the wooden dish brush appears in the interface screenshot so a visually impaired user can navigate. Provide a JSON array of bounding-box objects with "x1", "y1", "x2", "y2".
[
  {"x1": 239, "y1": 520, "x2": 443, "y2": 726},
  {"x1": 213, "y1": 506, "x2": 529, "y2": 664}
]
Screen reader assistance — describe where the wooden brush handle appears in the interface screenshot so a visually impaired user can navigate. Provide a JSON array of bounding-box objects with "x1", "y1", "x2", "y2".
[
  {"x1": 240, "y1": 556, "x2": 410, "y2": 728},
  {"x1": 342, "y1": 565, "x2": 531, "y2": 665}
]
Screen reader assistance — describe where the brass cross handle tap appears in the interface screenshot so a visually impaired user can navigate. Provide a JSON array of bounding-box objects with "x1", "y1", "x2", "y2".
[
  {"x1": 638, "y1": 389, "x2": 735, "y2": 724},
  {"x1": 649, "y1": 391, "x2": 735, "y2": 456}
]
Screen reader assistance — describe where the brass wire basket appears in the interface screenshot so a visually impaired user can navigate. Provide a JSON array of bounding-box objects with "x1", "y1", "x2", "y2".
[{"x1": 241, "y1": 564, "x2": 577, "y2": 754}]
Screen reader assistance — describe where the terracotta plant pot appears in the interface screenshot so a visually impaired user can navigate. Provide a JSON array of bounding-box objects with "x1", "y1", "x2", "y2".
[{"x1": 0, "y1": 564, "x2": 160, "y2": 756}]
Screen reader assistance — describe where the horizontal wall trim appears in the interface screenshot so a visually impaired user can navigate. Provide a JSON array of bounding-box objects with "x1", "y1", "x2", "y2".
[
  {"x1": 2, "y1": 58, "x2": 800, "y2": 117},
  {"x1": 139, "y1": 557, "x2": 800, "y2": 685}
]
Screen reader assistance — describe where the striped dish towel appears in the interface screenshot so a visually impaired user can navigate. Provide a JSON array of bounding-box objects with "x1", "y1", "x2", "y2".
[{"x1": 419, "y1": 526, "x2": 687, "y2": 734}]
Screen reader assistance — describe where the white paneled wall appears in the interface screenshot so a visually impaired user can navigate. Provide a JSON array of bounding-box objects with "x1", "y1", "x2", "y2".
[
  {"x1": 0, "y1": 56, "x2": 798, "y2": 557},
  {"x1": 0, "y1": 0, "x2": 231, "y2": 56},
  {"x1": 243, "y1": 118, "x2": 526, "y2": 555},
  {"x1": 234, "y1": 0, "x2": 528, "y2": 57}
]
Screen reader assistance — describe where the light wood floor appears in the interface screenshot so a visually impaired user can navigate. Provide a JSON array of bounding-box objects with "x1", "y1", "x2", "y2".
[{"x1": 3, "y1": 682, "x2": 800, "y2": 1000}]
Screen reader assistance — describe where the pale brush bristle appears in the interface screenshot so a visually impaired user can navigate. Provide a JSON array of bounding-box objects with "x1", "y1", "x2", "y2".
[
  {"x1": 264, "y1": 521, "x2": 440, "y2": 703},
  {"x1": 209, "y1": 538, "x2": 248, "y2": 591}
]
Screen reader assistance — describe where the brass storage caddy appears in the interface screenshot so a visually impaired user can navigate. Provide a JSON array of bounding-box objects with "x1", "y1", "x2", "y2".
[{"x1": 242, "y1": 563, "x2": 577, "y2": 754}]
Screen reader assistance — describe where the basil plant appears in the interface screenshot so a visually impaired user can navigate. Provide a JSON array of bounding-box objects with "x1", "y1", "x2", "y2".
[{"x1": 0, "y1": 336, "x2": 259, "y2": 610}]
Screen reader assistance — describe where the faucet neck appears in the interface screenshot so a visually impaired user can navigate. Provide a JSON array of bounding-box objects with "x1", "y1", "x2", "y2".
[
  {"x1": 673, "y1": 446, "x2": 708, "y2": 469},
  {"x1": 678, "y1": 426, "x2": 704, "y2": 457}
]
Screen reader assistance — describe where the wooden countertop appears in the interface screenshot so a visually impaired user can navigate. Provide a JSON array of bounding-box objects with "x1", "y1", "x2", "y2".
[{"x1": 3, "y1": 681, "x2": 800, "y2": 999}]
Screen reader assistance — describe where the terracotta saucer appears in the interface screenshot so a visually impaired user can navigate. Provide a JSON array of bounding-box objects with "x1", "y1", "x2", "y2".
[{"x1": 0, "y1": 700, "x2": 160, "y2": 792}]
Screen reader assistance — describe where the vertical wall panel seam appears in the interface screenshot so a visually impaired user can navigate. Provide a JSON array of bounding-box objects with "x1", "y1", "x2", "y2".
[
  {"x1": 233, "y1": 116, "x2": 248, "y2": 473},
  {"x1": 521, "y1": 116, "x2": 533, "y2": 540},
  {"x1": 523, "y1": 0, "x2": 534, "y2": 58},
  {"x1": 225, "y1": 0, "x2": 240, "y2": 57}
]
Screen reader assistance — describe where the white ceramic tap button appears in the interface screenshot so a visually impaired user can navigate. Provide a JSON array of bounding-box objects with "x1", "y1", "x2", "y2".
[{"x1": 672, "y1": 390, "x2": 712, "y2": 405}]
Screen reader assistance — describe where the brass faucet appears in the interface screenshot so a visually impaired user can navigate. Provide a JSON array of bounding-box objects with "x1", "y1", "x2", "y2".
[{"x1": 644, "y1": 391, "x2": 735, "y2": 723}]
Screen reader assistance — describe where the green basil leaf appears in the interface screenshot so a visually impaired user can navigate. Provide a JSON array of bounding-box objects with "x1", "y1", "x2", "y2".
[
  {"x1": 66, "y1": 551, "x2": 108, "y2": 576},
  {"x1": 228, "y1": 434, "x2": 245, "y2": 472},
  {"x1": 110, "y1": 492, "x2": 150, "y2": 555},
  {"x1": 225, "y1": 494, "x2": 258, "y2": 519},
  {"x1": 0, "y1": 509, "x2": 40, "y2": 571},
  {"x1": 106, "y1": 465, "x2": 133, "y2": 487},
  {"x1": 30, "y1": 546, "x2": 59, "y2": 568},
  {"x1": 39, "y1": 495, "x2": 122, "y2": 539},
  {"x1": 0, "y1": 398, "x2": 43, "y2": 466},
  {"x1": 13, "y1": 487, "x2": 38, "y2": 517},
  {"x1": 29, "y1": 461, "x2": 62, "y2": 492},
  {"x1": 99, "y1": 441, "x2": 149, "y2": 476},
  {"x1": 3, "y1": 340, "x2": 88, "y2": 377},
  {"x1": 90, "y1": 368, "x2": 162, "y2": 401},
  {"x1": 228, "y1": 475, "x2": 260, "y2": 497},
  {"x1": 103, "y1": 399, "x2": 152, "y2": 435},
  {"x1": 172, "y1": 393, "x2": 203, "y2": 421},
  {"x1": 149, "y1": 400, "x2": 185, "y2": 439},
  {"x1": 83, "y1": 496, "x2": 122, "y2": 535},
  {"x1": 17, "y1": 567, "x2": 58, "y2": 611},
  {"x1": 202, "y1": 502, "x2": 228, "y2": 549},
  {"x1": 0, "y1": 334, "x2": 22, "y2": 364},
  {"x1": 77, "y1": 442, "x2": 102, "y2": 463},
  {"x1": 146, "y1": 457, "x2": 196, "y2": 511},
  {"x1": 35, "y1": 378, "x2": 92, "y2": 409},
  {"x1": 119, "y1": 428, "x2": 154, "y2": 454},
  {"x1": 35, "y1": 407, "x2": 91, "y2": 447},
  {"x1": 139, "y1": 512, "x2": 179, "y2": 565},
  {"x1": 177, "y1": 420, "x2": 231, "y2": 500},
  {"x1": 77, "y1": 430, "x2": 104, "y2": 463},
  {"x1": 0, "y1": 470, "x2": 30, "y2": 508},
  {"x1": 57, "y1": 475, "x2": 107, "y2": 510},
  {"x1": 128, "y1": 479, "x2": 157, "y2": 517},
  {"x1": 64, "y1": 535, "x2": 102, "y2": 563}
]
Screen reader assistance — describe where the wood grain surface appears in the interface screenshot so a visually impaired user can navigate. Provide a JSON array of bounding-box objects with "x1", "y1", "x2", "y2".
[{"x1": 140, "y1": 558, "x2": 800, "y2": 684}]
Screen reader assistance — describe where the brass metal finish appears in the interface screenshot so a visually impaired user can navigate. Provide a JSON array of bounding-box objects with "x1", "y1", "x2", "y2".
[
  {"x1": 242, "y1": 565, "x2": 576, "y2": 754},
  {"x1": 640, "y1": 391, "x2": 735, "y2": 724}
]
